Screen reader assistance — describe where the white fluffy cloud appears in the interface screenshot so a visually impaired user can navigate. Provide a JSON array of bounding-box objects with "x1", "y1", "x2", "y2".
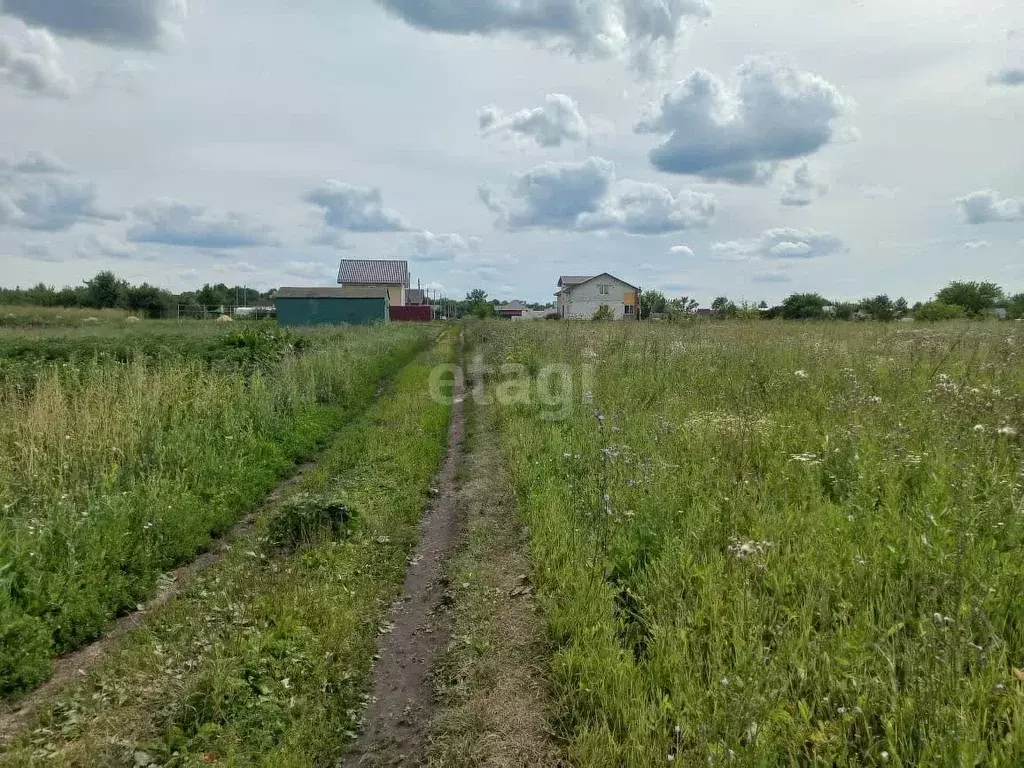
[
  {"x1": 0, "y1": 25, "x2": 77, "y2": 98},
  {"x1": 406, "y1": 231, "x2": 481, "y2": 262},
  {"x1": 711, "y1": 228, "x2": 846, "y2": 261},
  {"x1": 0, "y1": 0, "x2": 189, "y2": 49},
  {"x1": 376, "y1": 0, "x2": 712, "y2": 72},
  {"x1": 780, "y1": 163, "x2": 828, "y2": 206},
  {"x1": 304, "y1": 181, "x2": 410, "y2": 234},
  {"x1": 479, "y1": 94, "x2": 588, "y2": 147},
  {"x1": 76, "y1": 232, "x2": 137, "y2": 259},
  {"x1": 127, "y1": 200, "x2": 279, "y2": 248},
  {"x1": 635, "y1": 58, "x2": 853, "y2": 183},
  {"x1": 670, "y1": 244, "x2": 694, "y2": 256},
  {"x1": 480, "y1": 156, "x2": 715, "y2": 233},
  {"x1": 956, "y1": 190, "x2": 1024, "y2": 224}
]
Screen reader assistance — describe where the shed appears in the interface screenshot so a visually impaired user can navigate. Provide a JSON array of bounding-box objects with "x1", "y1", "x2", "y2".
[{"x1": 276, "y1": 286, "x2": 390, "y2": 326}]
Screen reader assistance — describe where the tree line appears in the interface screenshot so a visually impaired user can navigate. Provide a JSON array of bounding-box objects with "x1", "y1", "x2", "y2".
[
  {"x1": 639, "y1": 281, "x2": 1020, "y2": 321},
  {"x1": 0, "y1": 272, "x2": 277, "y2": 319}
]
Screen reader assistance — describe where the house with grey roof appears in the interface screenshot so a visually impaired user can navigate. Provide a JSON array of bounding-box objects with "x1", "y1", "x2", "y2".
[
  {"x1": 555, "y1": 273, "x2": 639, "y2": 320},
  {"x1": 337, "y1": 259, "x2": 410, "y2": 306}
]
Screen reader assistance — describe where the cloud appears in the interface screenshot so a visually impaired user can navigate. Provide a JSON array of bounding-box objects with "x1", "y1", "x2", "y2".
[
  {"x1": 1, "y1": 0, "x2": 189, "y2": 50},
  {"x1": 303, "y1": 180, "x2": 410, "y2": 234},
  {"x1": 964, "y1": 240, "x2": 990, "y2": 250},
  {"x1": 780, "y1": 163, "x2": 828, "y2": 206},
  {"x1": 406, "y1": 230, "x2": 481, "y2": 262},
  {"x1": 670, "y1": 244, "x2": 693, "y2": 256},
  {"x1": 8, "y1": 178, "x2": 119, "y2": 230},
  {"x1": 957, "y1": 190, "x2": 1024, "y2": 224},
  {"x1": 711, "y1": 228, "x2": 846, "y2": 261},
  {"x1": 375, "y1": 0, "x2": 712, "y2": 73},
  {"x1": 479, "y1": 93, "x2": 588, "y2": 147},
  {"x1": 988, "y1": 68, "x2": 1024, "y2": 86},
  {"x1": 481, "y1": 156, "x2": 715, "y2": 234},
  {"x1": 635, "y1": 57, "x2": 853, "y2": 183},
  {"x1": 127, "y1": 200, "x2": 279, "y2": 248},
  {"x1": 0, "y1": 25, "x2": 77, "y2": 98},
  {"x1": 76, "y1": 232, "x2": 137, "y2": 259},
  {"x1": 2, "y1": 151, "x2": 70, "y2": 174},
  {"x1": 20, "y1": 241, "x2": 61, "y2": 261}
]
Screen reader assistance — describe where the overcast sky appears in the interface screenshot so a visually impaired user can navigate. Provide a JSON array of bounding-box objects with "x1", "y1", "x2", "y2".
[{"x1": 1, "y1": 0, "x2": 1023, "y2": 305}]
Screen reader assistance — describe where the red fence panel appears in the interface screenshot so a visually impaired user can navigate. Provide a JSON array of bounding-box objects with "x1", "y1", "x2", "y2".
[{"x1": 389, "y1": 305, "x2": 432, "y2": 322}]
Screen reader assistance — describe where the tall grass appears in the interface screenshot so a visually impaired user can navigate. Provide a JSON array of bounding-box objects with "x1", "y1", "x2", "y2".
[
  {"x1": 0, "y1": 323, "x2": 432, "y2": 696},
  {"x1": 472, "y1": 320, "x2": 1024, "y2": 765}
]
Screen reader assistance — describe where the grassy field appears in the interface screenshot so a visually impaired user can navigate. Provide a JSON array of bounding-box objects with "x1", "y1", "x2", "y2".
[
  {"x1": 469, "y1": 320, "x2": 1024, "y2": 765},
  {"x1": 0, "y1": 330, "x2": 456, "y2": 765},
  {"x1": 0, "y1": 319, "x2": 435, "y2": 697}
]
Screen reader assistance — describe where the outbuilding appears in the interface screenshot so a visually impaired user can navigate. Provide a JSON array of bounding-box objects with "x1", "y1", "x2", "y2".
[{"x1": 275, "y1": 286, "x2": 390, "y2": 326}]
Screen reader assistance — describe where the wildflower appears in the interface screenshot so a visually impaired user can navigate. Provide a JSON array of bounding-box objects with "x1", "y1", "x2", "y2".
[
  {"x1": 973, "y1": 424, "x2": 986, "y2": 433},
  {"x1": 794, "y1": 370, "x2": 809, "y2": 379},
  {"x1": 881, "y1": 751, "x2": 890, "y2": 762},
  {"x1": 998, "y1": 425, "x2": 1018, "y2": 437},
  {"x1": 866, "y1": 395, "x2": 882, "y2": 404},
  {"x1": 720, "y1": 677, "x2": 729, "y2": 686}
]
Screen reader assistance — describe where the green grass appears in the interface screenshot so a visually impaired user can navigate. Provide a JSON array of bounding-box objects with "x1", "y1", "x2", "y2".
[
  {"x1": 0, "y1": 330, "x2": 457, "y2": 766},
  {"x1": 470, "y1": 319, "x2": 1024, "y2": 766},
  {"x1": 0, "y1": 322, "x2": 435, "y2": 698}
]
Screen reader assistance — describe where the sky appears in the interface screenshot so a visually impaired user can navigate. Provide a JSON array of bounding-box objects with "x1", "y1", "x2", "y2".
[{"x1": 1, "y1": 0, "x2": 1023, "y2": 306}]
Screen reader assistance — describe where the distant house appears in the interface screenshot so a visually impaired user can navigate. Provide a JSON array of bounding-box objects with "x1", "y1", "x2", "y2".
[
  {"x1": 276, "y1": 286, "x2": 389, "y2": 326},
  {"x1": 555, "y1": 273, "x2": 639, "y2": 320},
  {"x1": 497, "y1": 300, "x2": 527, "y2": 318},
  {"x1": 406, "y1": 288, "x2": 426, "y2": 306},
  {"x1": 695, "y1": 308, "x2": 713, "y2": 318},
  {"x1": 337, "y1": 259, "x2": 409, "y2": 306}
]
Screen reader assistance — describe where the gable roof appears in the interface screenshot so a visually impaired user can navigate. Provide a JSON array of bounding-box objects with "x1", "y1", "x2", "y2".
[
  {"x1": 559, "y1": 272, "x2": 638, "y2": 291},
  {"x1": 406, "y1": 288, "x2": 425, "y2": 305},
  {"x1": 558, "y1": 275, "x2": 593, "y2": 287},
  {"x1": 498, "y1": 300, "x2": 527, "y2": 312},
  {"x1": 337, "y1": 259, "x2": 409, "y2": 286}
]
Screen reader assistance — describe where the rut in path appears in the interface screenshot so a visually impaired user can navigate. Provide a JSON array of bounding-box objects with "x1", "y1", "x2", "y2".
[{"x1": 345, "y1": 346, "x2": 466, "y2": 766}]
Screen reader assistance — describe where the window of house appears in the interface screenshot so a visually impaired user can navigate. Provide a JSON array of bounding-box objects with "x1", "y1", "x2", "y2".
[
  {"x1": 623, "y1": 304, "x2": 634, "y2": 315},
  {"x1": 598, "y1": 284, "x2": 611, "y2": 295}
]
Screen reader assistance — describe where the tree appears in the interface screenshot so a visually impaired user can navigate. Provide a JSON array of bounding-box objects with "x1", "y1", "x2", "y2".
[
  {"x1": 859, "y1": 294, "x2": 896, "y2": 321},
  {"x1": 711, "y1": 296, "x2": 738, "y2": 318},
  {"x1": 465, "y1": 288, "x2": 488, "y2": 304},
  {"x1": 935, "y1": 281, "x2": 1003, "y2": 317},
  {"x1": 1006, "y1": 293, "x2": 1024, "y2": 320},
  {"x1": 84, "y1": 271, "x2": 125, "y2": 309},
  {"x1": 665, "y1": 296, "x2": 698, "y2": 320},
  {"x1": 894, "y1": 297, "x2": 909, "y2": 317},
  {"x1": 124, "y1": 283, "x2": 171, "y2": 319},
  {"x1": 915, "y1": 301, "x2": 966, "y2": 321},
  {"x1": 640, "y1": 289, "x2": 667, "y2": 319},
  {"x1": 780, "y1": 293, "x2": 828, "y2": 320},
  {"x1": 592, "y1": 304, "x2": 614, "y2": 321}
]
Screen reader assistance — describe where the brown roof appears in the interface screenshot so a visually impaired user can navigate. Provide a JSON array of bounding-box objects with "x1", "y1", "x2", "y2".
[
  {"x1": 406, "y1": 288, "x2": 425, "y2": 305},
  {"x1": 337, "y1": 259, "x2": 409, "y2": 286},
  {"x1": 559, "y1": 272, "x2": 639, "y2": 291},
  {"x1": 498, "y1": 301, "x2": 528, "y2": 312}
]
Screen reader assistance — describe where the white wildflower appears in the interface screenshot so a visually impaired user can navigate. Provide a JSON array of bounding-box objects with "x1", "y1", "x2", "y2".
[
  {"x1": 794, "y1": 370, "x2": 809, "y2": 379},
  {"x1": 973, "y1": 424, "x2": 986, "y2": 433},
  {"x1": 998, "y1": 425, "x2": 1018, "y2": 437}
]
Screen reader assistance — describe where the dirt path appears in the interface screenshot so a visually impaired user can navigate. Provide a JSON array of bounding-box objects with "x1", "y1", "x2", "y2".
[
  {"x1": 426, "y1": 397, "x2": 560, "y2": 767},
  {"x1": 344, "y1": 342, "x2": 467, "y2": 767},
  {"x1": 0, "y1": 458, "x2": 321, "y2": 746}
]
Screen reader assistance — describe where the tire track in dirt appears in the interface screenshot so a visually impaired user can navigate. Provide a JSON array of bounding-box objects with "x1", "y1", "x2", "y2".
[{"x1": 344, "y1": 338, "x2": 466, "y2": 767}]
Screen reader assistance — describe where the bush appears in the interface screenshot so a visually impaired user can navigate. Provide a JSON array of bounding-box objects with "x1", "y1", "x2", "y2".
[
  {"x1": 592, "y1": 305, "x2": 614, "y2": 321},
  {"x1": 266, "y1": 495, "x2": 358, "y2": 550},
  {"x1": 914, "y1": 301, "x2": 966, "y2": 321},
  {"x1": 545, "y1": 312, "x2": 561, "y2": 320},
  {"x1": 0, "y1": 592, "x2": 53, "y2": 697}
]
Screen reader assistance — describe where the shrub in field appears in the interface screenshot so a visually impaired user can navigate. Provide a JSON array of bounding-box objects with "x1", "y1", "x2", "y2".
[
  {"x1": 267, "y1": 494, "x2": 358, "y2": 549},
  {"x1": 0, "y1": 324, "x2": 432, "y2": 696}
]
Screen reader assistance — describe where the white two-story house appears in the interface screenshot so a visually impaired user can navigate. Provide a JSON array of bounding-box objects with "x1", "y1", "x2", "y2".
[{"x1": 555, "y1": 273, "x2": 640, "y2": 320}]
